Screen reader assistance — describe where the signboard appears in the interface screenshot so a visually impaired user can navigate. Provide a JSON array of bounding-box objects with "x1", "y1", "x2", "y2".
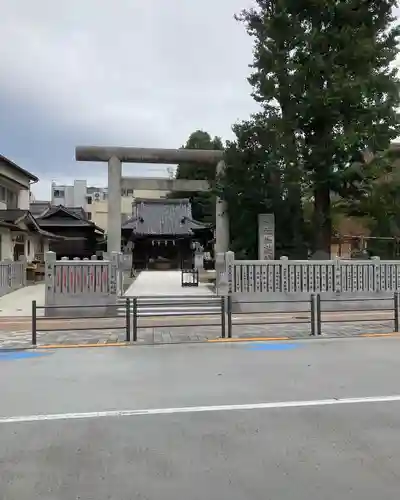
[{"x1": 258, "y1": 214, "x2": 275, "y2": 260}]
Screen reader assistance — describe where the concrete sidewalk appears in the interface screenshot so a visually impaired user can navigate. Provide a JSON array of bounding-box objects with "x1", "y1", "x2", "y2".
[
  {"x1": 0, "y1": 317, "x2": 396, "y2": 349},
  {"x1": 0, "y1": 284, "x2": 45, "y2": 317},
  {"x1": 124, "y1": 270, "x2": 214, "y2": 296}
]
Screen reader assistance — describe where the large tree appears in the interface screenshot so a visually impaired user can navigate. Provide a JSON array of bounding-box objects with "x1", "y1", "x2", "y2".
[
  {"x1": 222, "y1": 113, "x2": 309, "y2": 258},
  {"x1": 169, "y1": 130, "x2": 223, "y2": 223},
  {"x1": 223, "y1": 0, "x2": 400, "y2": 256}
]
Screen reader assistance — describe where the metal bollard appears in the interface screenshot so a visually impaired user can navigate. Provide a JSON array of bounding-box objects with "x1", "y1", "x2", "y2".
[
  {"x1": 221, "y1": 297, "x2": 226, "y2": 338},
  {"x1": 32, "y1": 300, "x2": 37, "y2": 346},
  {"x1": 394, "y1": 292, "x2": 399, "y2": 332},
  {"x1": 227, "y1": 295, "x2": 232, "y2": 338},
  {"x1": 316, "y1": 293, "x2": 322, "y2": 336},
  {"x1": 125, "y1": 298, "x2": 131, "y2": 342},
  {"x1": 310, "y1": 294, "x2": 316, "y2": 336},
  {"x1": 132, "y1": 297, "x2": 138, "y2": 341}
]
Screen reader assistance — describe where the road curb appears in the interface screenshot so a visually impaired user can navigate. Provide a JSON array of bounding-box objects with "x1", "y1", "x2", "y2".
[
  {"x1": 208, "y1": 337, "x2": 291, "y2": 343},
  {"x1": 36, "y1": 342, "x2": 130, "y2": 350},
  {"x1": 2, "y1": 332, "x2": 399, "y2": 351}
]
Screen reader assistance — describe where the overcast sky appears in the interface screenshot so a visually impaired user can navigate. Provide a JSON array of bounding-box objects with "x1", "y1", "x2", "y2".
[{"x1": 0, "y1": 0, "x2": 258, "y2": 200}]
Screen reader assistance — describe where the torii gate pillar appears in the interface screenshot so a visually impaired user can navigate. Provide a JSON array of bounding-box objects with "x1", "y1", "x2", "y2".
[
  {"x1": 215, "y1": 160, "x2": 229, "y2": 254},
  {"x1": 107, "y1": 156, "x2": 122, "y2": 253}
]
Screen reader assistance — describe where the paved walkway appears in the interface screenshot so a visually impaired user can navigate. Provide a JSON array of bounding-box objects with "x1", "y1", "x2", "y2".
[
  {"x1": 124, "y1": 271, "x2": 214, "y2": 296},
  {"x1": 0, "y1": 284, "x2": 45, "y2": 317},
  {"x1": 0, "y1": 318, "x2": 396, "y2": 349}
]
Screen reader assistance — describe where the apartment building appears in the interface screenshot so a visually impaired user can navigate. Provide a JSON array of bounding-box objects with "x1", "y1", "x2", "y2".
[{"x1": 51, "y1": 180, "x2": 170, "y2": 231}]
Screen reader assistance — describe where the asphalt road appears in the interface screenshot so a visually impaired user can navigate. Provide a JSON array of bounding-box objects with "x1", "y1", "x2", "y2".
[{"x1": 1, "y1": 338, "x2": 400, "y2": 499}]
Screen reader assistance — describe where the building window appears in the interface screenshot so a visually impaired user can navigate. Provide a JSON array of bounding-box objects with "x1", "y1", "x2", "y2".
[
  {"x1": 87, "y1": 196, "x2": 92, "y2": 204},
  {"x1": 0, "y1": 186, "x2": 18, "y2": 207},
  {"x1": 53, "y1": 189, "x2": 65, "y2": 198},
  {"x1": 87, "y1": 212, "x2": 92, "y2": 220},
  {"x1": 6, "y1": 189, "x2": 17, "y2": 208}
]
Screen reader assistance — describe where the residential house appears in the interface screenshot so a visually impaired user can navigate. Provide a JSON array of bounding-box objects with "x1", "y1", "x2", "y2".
[
  {"x1": 0, "y1": 154, "x2": 57, "y2": 263},
  {"x1": 31, "y1": 203, "x2": 105, "y2": 258}
]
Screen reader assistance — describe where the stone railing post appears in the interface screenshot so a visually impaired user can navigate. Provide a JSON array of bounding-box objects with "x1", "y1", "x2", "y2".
[
  {"x1": 280, "y1": 256, "x2": 289, "y2": 293},
  {"x1": 18, "y1": 255, "x2": 27, "y2": 287},
  {"x1": 45, "y1": 251, "x2": 57, "y2": 306},
  {"x1": 4, "y1": 259, "x2": 12, "y2": 290},
  {"x1": 371, "y1": 256, "x2": 381, "y2": 292},
  {"x1": 225, "y1": 251, "x2": 235, "y2": 294},
  {"x1": 109, "y1": 251, "x2": 120, "y2": 296},
  {"x1": 194, "y1": 251, "x2": 204, "y2": 272},
  {"x1": 215, "y1": 252, "x2": 225, "y2": 294},
  {"x1": 334, "y1": 257, "x2": 342, "y2": 294}
]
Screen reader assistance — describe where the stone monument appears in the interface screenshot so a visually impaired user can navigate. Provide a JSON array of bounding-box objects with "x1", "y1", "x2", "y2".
[{"x1": 258, "y1": 213, "x2": 275, "y2": 260}]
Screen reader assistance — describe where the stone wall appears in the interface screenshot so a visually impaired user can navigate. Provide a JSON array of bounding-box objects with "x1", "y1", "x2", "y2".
[{"x1": 44, "y1": 251, "x2": 121, "y2": 317}]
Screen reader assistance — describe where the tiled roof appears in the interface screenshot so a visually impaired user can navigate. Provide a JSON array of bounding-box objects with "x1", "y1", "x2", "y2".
[
  {"x1": 0, "y1": 209, "x2": 27, "y2": 223},
  {"x1": 35, "y1": 205, "x2": 104, "y2": 233},
  {"x1": 39, "y1": 205, "x2": 88, "y2": 220},
  {"x1": 0, "y1": 219, "x2": 24, "y2": 231},
  {"x1": 36, "y1": 218, "x2": 93, "y2": 227},
  {"x1": 29, "y1": 201, "x2": 51, "y2": 217},
  {"x1": 0, "y1": 153, "x2": 39, "y2": 182},
  {"x1": 0, "y1": 209, "x2": 66, "y2": 239},
  {"x1": 122, "y1": 198, "x2": 210, "y2": 235}
]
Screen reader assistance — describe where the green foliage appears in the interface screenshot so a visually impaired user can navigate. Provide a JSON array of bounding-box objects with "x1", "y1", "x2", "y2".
[
  {"x1": 169, "y1": 130, "x2": 223, "y2": 223},
  {"x1": 342, "y1": 154, "x2": 400, "y2": 241},
  {"x1": 221, "y1": 113, "x2": 308, "y2": 258},
  {"x1": 221, "y1": 0, "x2": 400, "y2": 256}
]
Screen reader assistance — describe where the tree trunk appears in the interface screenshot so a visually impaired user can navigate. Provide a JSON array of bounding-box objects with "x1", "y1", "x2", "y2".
[
  {"x1": 313, "y1": 183, "x2": 332, "y2": 257},
  {"x1": 278, "y1": 84, "x2": 307, "y2": 258}
]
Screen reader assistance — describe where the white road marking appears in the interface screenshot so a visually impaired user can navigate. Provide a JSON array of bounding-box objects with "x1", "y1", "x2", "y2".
[{"x1": 1, "y1": 394, "x2": 400, "y2": 424}]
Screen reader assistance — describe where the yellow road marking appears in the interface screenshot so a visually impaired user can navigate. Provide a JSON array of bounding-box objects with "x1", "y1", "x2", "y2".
[{"x1": 359, "y1": 333, "x2": 396, "y2": 338}]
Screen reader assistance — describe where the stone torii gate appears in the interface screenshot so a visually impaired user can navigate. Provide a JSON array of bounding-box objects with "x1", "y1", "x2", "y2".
[{"x1": 75, "y1": 146, "x2": 229, "y2": 255}]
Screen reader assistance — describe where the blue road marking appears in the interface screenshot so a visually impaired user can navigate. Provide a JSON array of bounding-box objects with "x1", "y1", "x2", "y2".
[
  {"x1": 0, "y1": 350, "x2": 53, "y2": 361},
  {"x1": 246, "y1": 343, "x2": 299, "y2": 351}
]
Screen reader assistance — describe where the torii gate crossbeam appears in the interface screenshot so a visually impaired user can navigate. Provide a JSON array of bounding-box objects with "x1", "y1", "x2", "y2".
[{"x1": 75, "y1": 146, "x2": 229, "y2": 256}]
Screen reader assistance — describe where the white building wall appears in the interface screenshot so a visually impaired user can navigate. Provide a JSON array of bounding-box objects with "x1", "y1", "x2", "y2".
[
  {"x1": 51, "y1": 182, "x2": 66, "y2": 205},
  {"x1": 73, "y1": 180, "x2": 87, "y2": 207},
  {"x1": 64, "y1": 185, "x2": 75, "y2": 206},
  {"x1": 18, "y1": 189, "x2": 30, "y2": 210},
  {"x1": 0, "y1": 229, "x2": 12, "y2": 260},
  {"x1": 50, "y1": 180, "x2": 170, "y2": 231}
]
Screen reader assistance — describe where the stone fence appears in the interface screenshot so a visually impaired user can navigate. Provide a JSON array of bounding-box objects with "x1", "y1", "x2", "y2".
[
  {"x1": 44, "y1": 252, "x2": 122, "y2": 317},
  {"x1": 217, "y1": 251, "x2": 400, "y2": 313},
  {"x1": 0, "y1": 260, "x2": 26, "y2": 297}
]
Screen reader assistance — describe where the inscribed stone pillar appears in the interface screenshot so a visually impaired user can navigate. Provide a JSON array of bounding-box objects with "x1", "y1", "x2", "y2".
[
  {"x1": 44, "y1": 251, "x2": 57, "y2": 306},
  {"x1": 258, "y1": 214, "x2": 275, "y2": 260},
  {"x1": 107, "y1": 156, "x2": 122, "y2": 254},
  {"x1": 215, "y1": 160, "x2": 229, "y2": 254},
  {"x1": 194, "y1": 252, "x2": 204, "y2": 271}
]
